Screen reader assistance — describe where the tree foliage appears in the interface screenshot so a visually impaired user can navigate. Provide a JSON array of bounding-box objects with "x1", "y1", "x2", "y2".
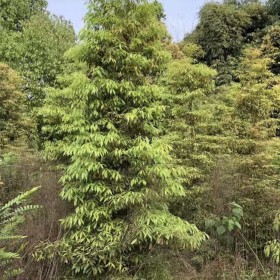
[
  {"x1": 19, "y1": 13, "x2": 75, "y2": 108},
  {"x1": 0, "y1": 13, "x2": 75, "y2": 109},
  {"x1": 188, "y1": 2, "x2": 250, "y2": 64},
  {"x1": 261, "y1": 25, "x2": 280, "y2": 75},
  {"x1": 267, "y1": 0, "x2": 280, "y2": 16},
  {"x1": 215, "y1": 47, "x2": 280, "y2": 250},
  {"x1": 38, "y1": 0, "x2": 206, "y2": 278},
  {"x1": 0, "y1": 63, "x2": 31, "y2": 151},
  {"x1": 1, "y1": 0, "x2": 280, "y2": 278},
  {"x1": 161, "y1": 48, "x2": 218, "y2": 191},
  {"x1": 0, "y1": 0, "x2": 47, "y2": 31},
  {"x1": 186, "y1": 0, "x2": 270, "y2": 85}
]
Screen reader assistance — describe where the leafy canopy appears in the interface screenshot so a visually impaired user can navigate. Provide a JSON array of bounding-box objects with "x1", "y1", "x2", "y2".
[
  {"x1": 0, "y1": 63, "x2": 31, "y2": 151},
  {"x1": 0, "y1": 0, "x2": 47, "y2": 31},
  {"x1": 38, "y1": 0, "x2": 206, "y2": 278}
]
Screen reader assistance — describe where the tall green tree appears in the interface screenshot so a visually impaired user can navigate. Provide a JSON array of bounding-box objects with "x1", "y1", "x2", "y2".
[
  {"x1": 0, "y1": 7, "x2": 75, "y2": 145},
  {"x1": 161, "y1": 48, "x2": 219, "y2": 220},
  {"x1": 0, "y1": 0, "x2": 76, "y2": 109},
  {"x1": 0, "y1": 0, "x2": 47, "y2": 31},
  {"x1": 186, "y1": 1, "x2": 269, "y2": 85},
  {"x1": 18, "y1": 13, "x2": 76, "y2": 108},
  {"x1": 261, "y1": 25, "x2": 280, "y2": 75},
  {"x1": 267, "y1": 0, "x2": 280, "y2": 16},
  {"x1": 187, "y1": 2, "x2": 250, "y2": 64},
  {"x1": 218, "y1": 47, "x2": 280, "y2": 250},
  {"x1": 0, "y1": 63, "x2": 31, "y2": 151},
  {"x1": 39, "y1": 0, "x2": 206, "y2": 278}
]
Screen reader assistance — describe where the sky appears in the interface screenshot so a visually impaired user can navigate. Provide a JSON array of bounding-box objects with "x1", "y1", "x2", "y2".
[{"x1": 47, "y1": 0, "x2": 211, "y2": 42}]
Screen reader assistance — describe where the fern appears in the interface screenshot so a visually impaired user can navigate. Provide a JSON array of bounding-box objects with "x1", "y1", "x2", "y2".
[{"x1": 0, "y1": 186, "x2": 40, "y2": 279}]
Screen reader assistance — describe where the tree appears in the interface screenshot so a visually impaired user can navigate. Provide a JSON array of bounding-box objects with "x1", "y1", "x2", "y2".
[
  {"x1": 0, "y1": 0, "x2": 76, "y2": 109},
  {"x1": 188, "y1": 2, "x2": 250, "y2": 64},
  {"x1": 224, "y1": 0, "x2": 259, "y2": 5},
  {"x1": 185, "y1": 1, "x2": 269, "y2": 85},
  {"x1": 267, "y1": 0, "x2": 280, "y2": 16},
  {"x1": 0, "y1": 0, "x2": 47, "y2": 31},
  {"x1": 261, "y1": 25, "x2": 280, "y2": 75},
  {"x1": 0, "y1": 63, "x2": 31, "y2": 151},
  {"x1": 38, "y1": 0, "x2": 206, "y2": 278},
  {"x1": 0, "y1": 9, "x2": 75, "y2": 146},
  {"x1": 241, "y1": 1, "x2": 269, "y2": 37},
  {"x1": 1, "y1": 13, "x2": 76, "y2": 109},
  {"x1": 218, "y1": 47, "x2": 280, "y2": 251},
  {"x1": 161, "y1": 48, "x2": 219, "y2": 220},
  {"x1": 19, "y1": 13, "x2": 75, "y2": 108}
]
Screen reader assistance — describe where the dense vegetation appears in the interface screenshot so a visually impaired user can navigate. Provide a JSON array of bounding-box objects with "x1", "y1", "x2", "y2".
[{"x1": 1, "y1": 0, "x2": 280, "y2": 279}]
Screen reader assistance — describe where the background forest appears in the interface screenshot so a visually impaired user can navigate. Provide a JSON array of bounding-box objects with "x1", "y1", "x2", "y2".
[{"x1": 1, "y1": 0, "x2": 280, "y2": 279}]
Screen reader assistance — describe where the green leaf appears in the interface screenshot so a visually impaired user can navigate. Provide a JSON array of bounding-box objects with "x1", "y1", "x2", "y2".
[{"x1": 216, "y1": 225, "x2": 226, "y2": 236}]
